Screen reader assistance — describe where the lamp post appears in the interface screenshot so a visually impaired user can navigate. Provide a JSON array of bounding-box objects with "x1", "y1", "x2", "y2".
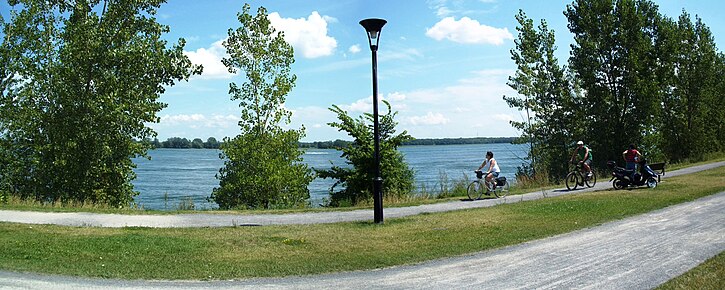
[{"x1": 360, "y1": 18, "x2": 386, "y2": 224}]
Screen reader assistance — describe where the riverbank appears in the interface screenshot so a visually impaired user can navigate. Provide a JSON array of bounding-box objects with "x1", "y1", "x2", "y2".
[{"x1": 0, "y1": 163, "x2": 722, "y2": 281}]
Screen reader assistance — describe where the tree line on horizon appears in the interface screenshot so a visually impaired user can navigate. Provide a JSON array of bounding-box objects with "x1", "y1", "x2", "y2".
[
  {"x1": 506, "y1": 0, "x2": 725, "y2": 181},
  {"x1": 143, "y1": 136, "x2": 518, "y2": 149}
]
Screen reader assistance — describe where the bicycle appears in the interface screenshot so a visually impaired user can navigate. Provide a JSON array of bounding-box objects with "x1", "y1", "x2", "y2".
[
  {"x1": 565, "y1": 161, "x2": 597, "y2": 190},
  {"x1": 467, "y1": 170, "x2": 510, "y2": 200}
]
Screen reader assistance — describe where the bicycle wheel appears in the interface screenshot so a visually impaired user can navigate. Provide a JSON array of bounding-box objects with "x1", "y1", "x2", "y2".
[
  {"x1": 467, "y1": 181, "x2": 484, "y2": 200},
  {"x1": 565, "y1": 172, "x2": 578, "y2": 190},
  {"x1": 494, "y1": 180, "x2": 510, "y2": 198},
  {"x1": 585, "y1": 171, "x2": 597, "y2": 188}
]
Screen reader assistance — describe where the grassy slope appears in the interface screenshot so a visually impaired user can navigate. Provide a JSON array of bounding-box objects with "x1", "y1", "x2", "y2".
[{"x1": 0, "y1": 166, "x2": 722, "y2": 280}]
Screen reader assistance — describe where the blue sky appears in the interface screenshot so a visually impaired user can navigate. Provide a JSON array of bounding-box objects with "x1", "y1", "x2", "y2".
[{"x1": 3, "y1": 1, "x2": 723, "y2": 141}]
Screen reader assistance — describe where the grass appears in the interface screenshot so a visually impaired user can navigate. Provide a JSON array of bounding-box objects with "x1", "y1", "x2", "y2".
[
  {"x1": 657, "y1": 250, "x2": 725, "y2": 290},
  {"x1": 0, "y1": 166, "x2": 722, "y2": 280}
]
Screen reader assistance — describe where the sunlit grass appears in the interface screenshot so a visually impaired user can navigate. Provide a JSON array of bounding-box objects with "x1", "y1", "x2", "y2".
[
  {"x1": 656, "y1": 250, "x2": 725, "y2": 290},
  {"x1": 0, "y1": 166, "x2": 722, "y2": 280}
]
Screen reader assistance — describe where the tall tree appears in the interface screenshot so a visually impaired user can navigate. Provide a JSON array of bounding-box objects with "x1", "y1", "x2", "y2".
[
  {"x1": 669, "y1": 13, "x2": 719, "y2": 160},
  {"x1": 715, "y1": 53, "x2": 725, "y2": 150},
  {"x1": 316, "y1": 101, "x2": 414, "y2": 206},
  {"x1": 504, "y1": 10, "x2": 579, "y2": 180},
  {"x1": 212, "y1": 4, "x2": 313, "y2": 209},
  {"x1": 0, "y1": 0, "x2": 200, "y2": 206},
  {"x1": 565, "y1": 0, "x2": 662, "y2": 166}
]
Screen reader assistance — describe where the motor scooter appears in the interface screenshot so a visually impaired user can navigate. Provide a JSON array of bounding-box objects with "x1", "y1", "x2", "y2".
[{"x1": 607, "y1": 158, "x2": 659, "y2": 189}]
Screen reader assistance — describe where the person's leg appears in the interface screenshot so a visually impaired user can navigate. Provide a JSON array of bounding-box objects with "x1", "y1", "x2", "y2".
[
  {"x1": 486, "y1": 173, "x2": 494, "y2": 190},
  {"x1": 492, "y1": 172, "x2": 499, "y2": 188},
  {"x1": 625, "y1": 161, "x2": 636, "y2": 179},
  {"x1": 584, "y1": 160, "x2": 592, "y2": 176}
]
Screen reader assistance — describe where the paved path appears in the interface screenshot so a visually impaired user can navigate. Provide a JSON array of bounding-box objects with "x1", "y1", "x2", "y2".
[
  {"x1": 0, "y1": 161, "x2": 722, "y2": 228},
  {"x1": 1, "y1": 190, "x2": 723, "y2": 289}
]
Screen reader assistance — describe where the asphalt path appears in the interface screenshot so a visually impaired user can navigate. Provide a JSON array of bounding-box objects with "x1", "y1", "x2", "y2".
[
  {"x1": 0, "y1": 161, "x2": 722, "y2": 228},
  {"x1": 1, "y1": 190, "x2": 723, "y2": 289}
]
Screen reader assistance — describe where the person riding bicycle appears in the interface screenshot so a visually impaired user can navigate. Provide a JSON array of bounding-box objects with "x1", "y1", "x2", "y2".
[
  {"x1": 477, "y1": 151, "x2": 500, "y2": 189},
  {"x1": 570, "y1": 141, "x2": 593, "y2": 177}
]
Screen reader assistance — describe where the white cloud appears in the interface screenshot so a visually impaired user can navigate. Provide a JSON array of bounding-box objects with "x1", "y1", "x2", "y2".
[
  {"x1": 268, "y1": 11, "x2": 337, "y2": 58},
  {"x1": 341, "y1": 98, "x2": 372, "y2": 113},
  {"x1": 384, "y1": 69, "x2": 521, "y2": 137},
  {"x1": 387, "y1": 92, "x2": 407, "y2": 102},
  {"x1": 428, "y1": 0, "x2": 452, "y2": 17},
  {"x1": 493, "y1": 113, "x2": 515, "y2": 122},
  {"x1": 436, "y1": 7, "x2": 453, "y2": 17},
  {"x1": 159, "y1": 114, "x2": 238, "y2": 128},
  {"x1": 406, "y1": 112, "x2": 450, "y2": 126},
  {"x1": 426, "y1": 17, "x2": 513, "y2": 45},
  {"x1": 340, "y1": 92, "x2": 409, "y2": 113},
  {"x1": 184, "y1": 40, "x2": 235, "y2": 79},
  {"x1": 348, "y1": 44, "x2": 361, "y2": 54}
]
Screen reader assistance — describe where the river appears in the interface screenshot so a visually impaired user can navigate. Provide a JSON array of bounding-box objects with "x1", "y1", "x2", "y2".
[{"x1": 131, "y1": 143, "x2": 529, "y2": 210}]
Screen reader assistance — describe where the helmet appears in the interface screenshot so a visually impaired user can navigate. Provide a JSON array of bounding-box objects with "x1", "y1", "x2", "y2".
[{"x1": 576, "y1": 141, "x2": 584, "y2": 145}]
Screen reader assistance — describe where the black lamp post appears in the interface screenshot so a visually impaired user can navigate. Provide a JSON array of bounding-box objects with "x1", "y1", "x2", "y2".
[{"x1": 360, "y1": 18, "x2": 386, "y2": 224}]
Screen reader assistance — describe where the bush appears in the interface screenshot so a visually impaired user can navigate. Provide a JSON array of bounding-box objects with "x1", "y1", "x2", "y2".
[
  {"x1": 213, "y1": 131, "x2": 314, "y2": 209},
  {"x1": 316, "y1": 102, "x2": 415, "y2": 206}
]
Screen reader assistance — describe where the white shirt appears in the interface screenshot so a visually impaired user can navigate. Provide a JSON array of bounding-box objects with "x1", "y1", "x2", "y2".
[{"x1": 484, "y1": 158, "x2": 500, "y2": 173}]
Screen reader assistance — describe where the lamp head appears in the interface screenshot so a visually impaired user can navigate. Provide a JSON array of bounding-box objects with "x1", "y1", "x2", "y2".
[{"x1": 360, "y1": 18, "x2": 387, "y2": 51}]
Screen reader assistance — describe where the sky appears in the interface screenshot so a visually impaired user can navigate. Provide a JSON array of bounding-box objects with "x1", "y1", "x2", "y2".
[{"x1": 2, "y1": 0, "x2": 724, "y2": 142}]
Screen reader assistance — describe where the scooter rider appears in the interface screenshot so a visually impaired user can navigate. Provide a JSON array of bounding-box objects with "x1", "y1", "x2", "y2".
[
  {"x1": 622, "y1": 144, "x2": 643, "y2": 171},
  {"x1": 622, "y1": 143, "x2": 643, "y2": 180}
]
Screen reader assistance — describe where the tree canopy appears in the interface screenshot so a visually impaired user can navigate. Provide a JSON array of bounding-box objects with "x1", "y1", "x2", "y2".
[
  {"x1": 211, "y1": 4, "x2": 313, "y2": 210},
  {"x1": 0, "y1": 0, "x2": 201, "y2": 206}
]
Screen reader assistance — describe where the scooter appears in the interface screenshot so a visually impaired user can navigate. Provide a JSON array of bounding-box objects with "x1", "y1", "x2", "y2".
[{"x1": 607, "y1": 158, "x2": 659, "y2": 189}]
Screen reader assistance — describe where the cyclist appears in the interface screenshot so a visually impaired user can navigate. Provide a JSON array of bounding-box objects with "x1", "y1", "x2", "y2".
[
  {"x1": 477, "y1": 151, "x2": 500, "y2": 189},
  {"x1": 570, "y1": 141, "x2": 593, "y2": 177}
]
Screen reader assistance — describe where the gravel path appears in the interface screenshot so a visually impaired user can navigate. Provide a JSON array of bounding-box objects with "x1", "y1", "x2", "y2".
[
  {"x1": 0, "y1": 161, "x2": 722, "y2": 228},
  {"x1": 1, "y1": 190, "x2": 723, "y2": 289}
]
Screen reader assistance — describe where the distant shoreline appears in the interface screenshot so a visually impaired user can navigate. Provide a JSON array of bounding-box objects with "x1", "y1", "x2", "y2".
[{"x1": 144, "y1": 137, "x2": 519, "y2": 150}]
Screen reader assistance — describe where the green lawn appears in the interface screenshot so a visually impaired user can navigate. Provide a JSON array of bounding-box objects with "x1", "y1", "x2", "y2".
[
  {"x1": 657, "y1": 250, "x2": 725, "y2": 290},
  {"x1": 0, "y1": 166, "x2": 722, "y2": 281}
]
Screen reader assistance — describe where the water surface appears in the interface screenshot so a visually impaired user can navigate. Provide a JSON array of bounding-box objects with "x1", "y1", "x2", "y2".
[{"x1": 132, "y1": 143, "x2": 528, "y2": 210}]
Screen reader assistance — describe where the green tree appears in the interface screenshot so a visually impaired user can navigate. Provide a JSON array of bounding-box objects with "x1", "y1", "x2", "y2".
[
  {"x1": 204, "y1": 137, "x2": 220, "y2": 149},
  {"x1": 191, "y1": 138, "x2": 204, "y2": 149},
  {"x1": 212, "y1": 4, "x2": 313, "y2": 209},
  {"x1": 565, "y1": 0, "x2": 663, "y2": 166},
  {"x1": 504, "y1": 10, "x2": 581, "y2": 180},
  {"x1": 0, "y1": 0, "x2": 200, "y2": 206},
  {"x1": 715, "y1": 53, "x2": 725, "y2": 149},
  {"x1": 660, "y1": 12, "x2": 721, "y2": 161},
  {"x1": 316, "y1": 101, "x2": 414, "y2": 207}
]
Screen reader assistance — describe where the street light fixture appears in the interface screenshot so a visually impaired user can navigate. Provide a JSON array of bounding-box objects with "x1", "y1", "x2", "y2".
[{"x1": 360, "y1": 18, "x2": 387, "y2": 224}]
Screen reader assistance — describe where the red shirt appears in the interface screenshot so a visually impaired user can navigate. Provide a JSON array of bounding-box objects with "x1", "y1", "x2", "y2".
[{"x1": 625, "y1": 149, "x2": 639, "y2": 162}]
